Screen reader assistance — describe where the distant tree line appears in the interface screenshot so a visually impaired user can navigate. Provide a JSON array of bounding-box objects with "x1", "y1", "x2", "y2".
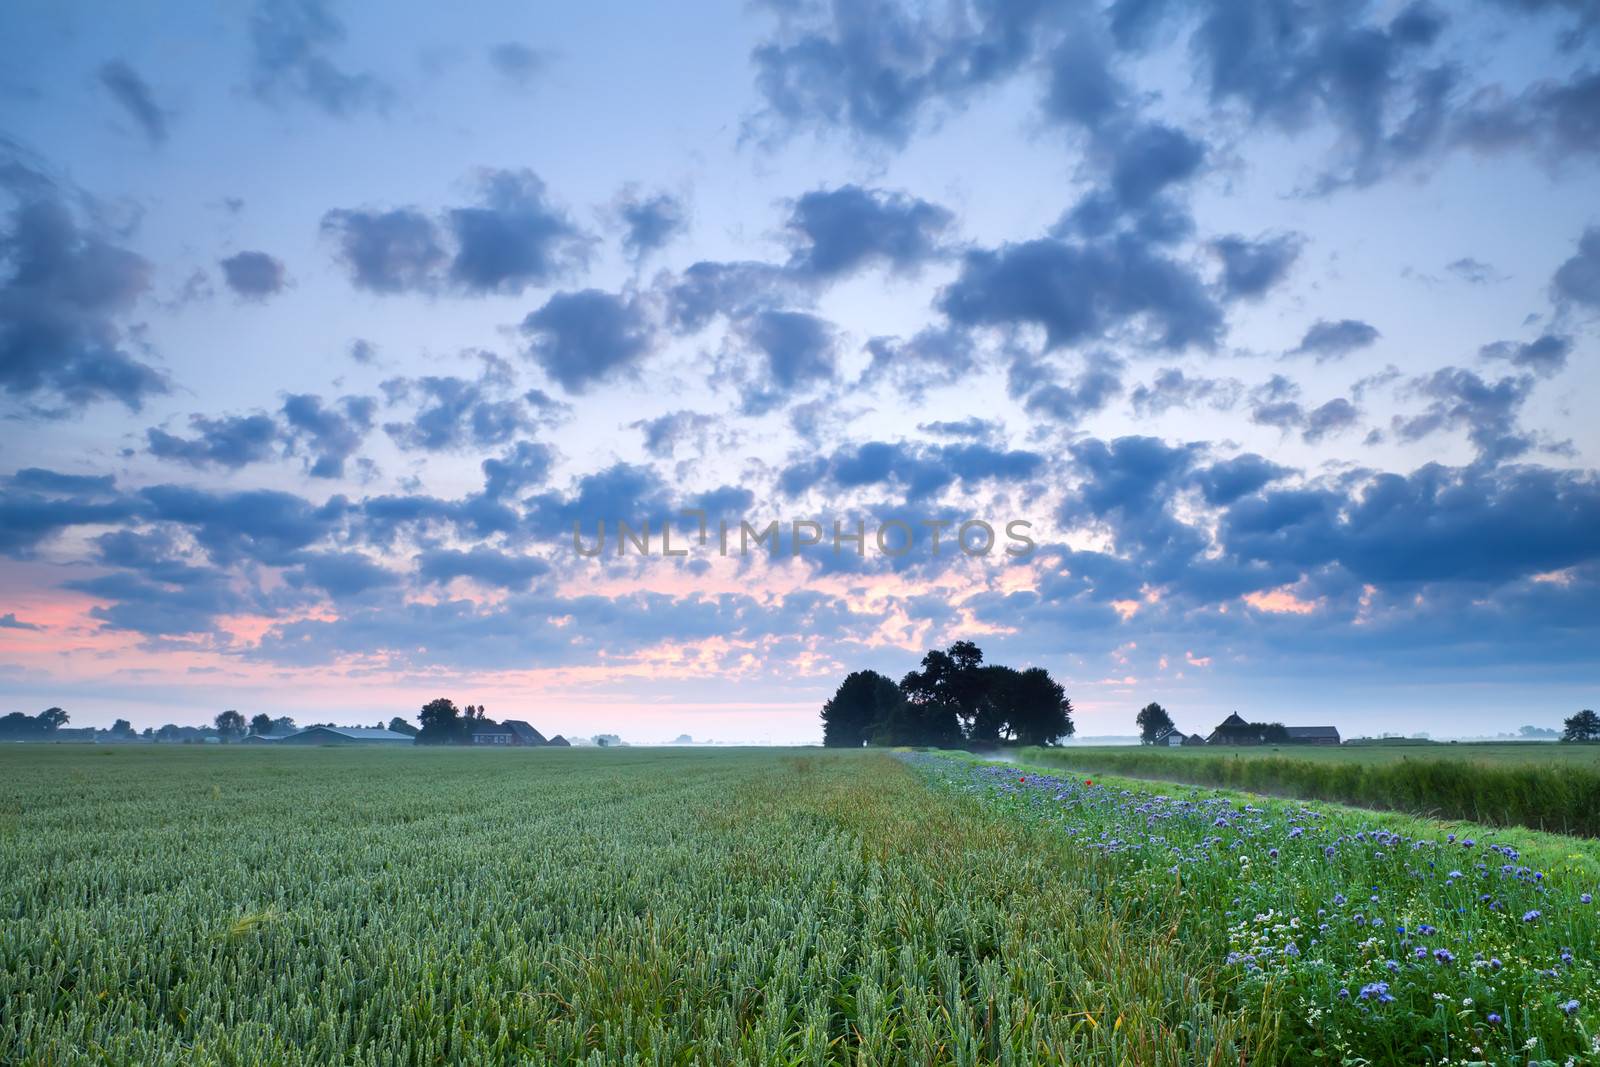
[
  {"x1": 820, "y1": 641, "x2": 1073, "y2": 748},
  {"x1": 0, "y1": 707, "x2": 69, "y2": 739}
]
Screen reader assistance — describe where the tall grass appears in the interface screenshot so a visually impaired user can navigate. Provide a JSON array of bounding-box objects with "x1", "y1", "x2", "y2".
[
  {"x1": 1020, "y1": 745, "x2": 1600, "y2": 836},
  {"x1": 1, "y1": 745, "x2": 1260, "y2": 1065}
]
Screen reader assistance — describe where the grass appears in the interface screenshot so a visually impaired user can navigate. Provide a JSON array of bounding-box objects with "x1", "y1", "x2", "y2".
[
  {"x1": 1019, "y1": 743, "x2": 1600, "y2": 837},
  {"x1": 0, "y1": 745, "x2": 1260, "y2": 1065},
  {"x1": 3, "y1": 744, "x2": 1597, "y2": 1064}
]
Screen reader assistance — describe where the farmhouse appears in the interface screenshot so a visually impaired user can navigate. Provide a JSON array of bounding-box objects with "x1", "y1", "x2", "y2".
[
  {"x1": 1206, "y1": 713, "x2": 1342, "y2": 746},
  {"x1": 1206, "y1": 713, "x2": 1262, "y2": 745},
  {"x1": 274, "y1": 726, "x2": 416, "y2": 745},
  {"x1": 467, "y1": 719, "x2": 515, "y2": 745},
  {"x1": 1284, "y1": 725, "x2": 1341, "y2": 745},
  {"x1": 501, "y1": 719, "x2": 548, "y2": 746}
]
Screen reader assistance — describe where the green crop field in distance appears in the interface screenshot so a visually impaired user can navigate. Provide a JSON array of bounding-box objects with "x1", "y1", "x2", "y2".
[{"x1": 4, "y1": 745, "x2": 1599, "y2": 1064}]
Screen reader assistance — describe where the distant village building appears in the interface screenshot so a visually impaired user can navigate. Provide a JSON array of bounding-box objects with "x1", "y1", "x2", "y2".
[
  {"x1": 501, "y1": 720, "x2": 547, "y2": 746},
  {"x1": 273, "y1": 726, "x2": 416, "y2": 745},
  {"x1": 1183, "y1": 733, "x2": 1207, "y2": 746},
  {"x1": 1206, "y1": 713, "x2": 1261, "y2": 745},
  {"x1": 1206, "y1": 713, "x2": 1340, "y2": 746},
  {"x1": 467, "y1": 720, "x2": 514, "y2": 746},
  {"x1": 1284, "y1": 726, "x2": 1341, "y2": 745},
  {"x1": 546, "y1": 735, "x2": 571, "y2": 747}
]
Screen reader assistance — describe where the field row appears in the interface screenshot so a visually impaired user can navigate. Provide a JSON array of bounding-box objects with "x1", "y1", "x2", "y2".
[
  {"x1": 1018, "y1": 743, "x2": 1600, "y2": 837},
  {"x1": 4, "y1": 746, "x2": 1599, "y2": 1064}
]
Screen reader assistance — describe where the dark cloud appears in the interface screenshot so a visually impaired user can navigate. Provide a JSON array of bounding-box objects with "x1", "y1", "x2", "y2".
[
  {"x1": 1, "y1": 167, "x2": 167, "y2": 413},
  {"x1": 747, "y1": 0, "x2": 1050, "y2": 146},
  {"x1": 1195, "y1": 453, "x2": 1291, "y2": 506},
  {"x1": 1446, "y1": 257, "x2": 1501, "y2": 284},
  {"x1": 862, "y1": 327, "x2": 978, "y2": 396},
  {"x1": 219, "y1": 250, "x2": 287, "y2": 299},
  {"x1": 939, "y1": 233, "x2": 1223, "y2": 351},
  {"x1": 383, "y1": 375, "x2": 534, "y2": 452},
  {"x1": 630, "y1": 410, "x2": 716, "y2": 459},
  {"x1": 1394, "y1": 367, "x2": 1536, "y2": 464},
  {"x1": 1066, "y1": 435, "x2": 1204, "y2": 569},
  {"x1": 147, "y1": 413, "x2": 279, "y2": 469},
  {"x1": 520, "y1": 289, "x2": 656, "y2": 393},
  {"x1": 1212, "y1": 232, "x2": 1303, "y2": 299},
  {"x1": 616, "y1": 190, "x2": 687, "y2": 263},
  {"x1": 249, "y1": 0, "x2": 391, "y2": 116},
  {"x1": 417, "y1": 546, "x2": 549, "y2": 590},
  {"x1": 735, "y1": 309, "x2": 837, "y2": 414},
  {"x1": 779, "y1": 439, "x2": 1043, "y2": 502},
  {"x1": 320, "y1": 208, "x2": 446, "y2": 293},
  {"x1": 7, "y1": 468, "x2": 117, "y2": 495},
  {"x1": 1219, "y1": 462, "x2": 1600, "y2": 587},
  {"x1": 1302, "y1": 397, "x2": 1361, "y2": 443},
  {"x1": 1291, "y1": 318, "x2": 1380, "y2": 360},
  {"x1": 1108, "y1": 122, "x2": 1205, "y2": 208},
  {"x1": 293, "y1": 551, "x2": 399, "y2": 599},
  {"x1": 917, "y1": 417, "x2": 1000, "y2": 440},
  {"x1": 488, "y1": 42, "x2": 547, "y2": 88},
  {"x1": 140, "y1": 484, "x2": 343, "y2": 566},
  {"x1": 1011, "y1": 351, "x2": 1124, "y2": 424},
  {"x1": 784, "y1": 184, "x2": 953, "y2": 279},
  {"x1": 0, "y1": 484, "x2": 142, "y2": 557},
  {"x1": 1129, "y1": 368, "x2": 1242, "y2": 416},
  {"x1": 661, "y1": 260, "x2": 802, "y2": 333},
  {"x1": 66, "y1": 564, "x2": 248, "y2": 637},
  {"x1": 523, "y1": 462, "x2": 753, "y2": 540},
  {"x1": 1190, "y1": 1, "x2": 1457, "y2": 190},
  {"x1": 0, "y1": 612, "x2": 42, "y2": 630},
  {"x1": 98, "y1": 61, "x2": 169, "y2": 144},
  {"x1": 281, "y1": 393, "x2": 375, "y2": 477},
  {"x1": 446, "y1": 169, "x2": 588, "y2": 294},
  {"x1": 1454, "y1": 69, "x2": 1600, "y2": 165},
  {"x1": 1479, "y1": 334, "x2": 1571, "y2": 377},
  {"x1": 1552, "y1": 226, "x2": 1600, "y2": 310},
  {"x1": 481, "y1": 441, "x2": 555, "y2": 499}
]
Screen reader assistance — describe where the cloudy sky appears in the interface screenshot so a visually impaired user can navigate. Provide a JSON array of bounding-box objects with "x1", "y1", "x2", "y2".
[{"x1": 1, "y1": 0, "x2": 1597, "y2": 742}]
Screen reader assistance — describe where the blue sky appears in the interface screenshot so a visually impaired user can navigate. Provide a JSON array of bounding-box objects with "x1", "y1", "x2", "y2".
[{"x1": 1, "y1": 0, "x2": 1597, "y2": 742}]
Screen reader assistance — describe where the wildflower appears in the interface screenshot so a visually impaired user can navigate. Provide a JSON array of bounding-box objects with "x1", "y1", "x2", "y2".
[
  {"x1": 1385, "y1": 960, "x2": 1400, "y2": 973},
  {"x1": 1338, "y1": 988, "x2": 1350, "y2": 1000},
  {"x1": 1333, "y1": 893, "x2": 1347, "y2": 906},
  {"x1": 1524, "y1": 909, "x2": 1542, "y2": 923},
  {"x1": 1268, "y1": 848, "x2": 1279, "y2": 859},
  {"x1": 1583, "y1": 893, "x2": 1593, "y2": 905},
  {"x1": 1359, "y1": 981, "x2": 1396, "y2": 1004},
  {"x1": 1433, "y1": 948, "x2": 1455, "y2": 963},
  {"x1": 1490, "y1": 958, "x2": 1503, "y2": 970},
  {"x1": 1487, "y1": 1013, "x2": 1502, "y2": 1024},
  {"x1": 1561, "y1": 999, "x2": 1581, "y2": 1016}
]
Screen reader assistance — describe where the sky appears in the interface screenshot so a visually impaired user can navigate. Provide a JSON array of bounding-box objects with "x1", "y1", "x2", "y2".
[{"x1": 1, "y1": 0, "x2": 1597, "y2": 744}]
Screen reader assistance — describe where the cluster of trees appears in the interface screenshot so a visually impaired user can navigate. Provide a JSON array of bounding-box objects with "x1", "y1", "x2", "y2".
[
  {"x1": 0, "y1": 707, "x2": 70, "y2": 739},
  {"x1": 1136, "y1": 703, "x2": 1176, "y2": 743},
  {"x1": 821, "y1": 641, "x2": 1074, "y2": 748},
  {"x1": 417, "y1": 699, "x2": 489, "y2": 744},
  {"x1": 1563, "y1": 710, "x2": 1600, "y2": 743}
]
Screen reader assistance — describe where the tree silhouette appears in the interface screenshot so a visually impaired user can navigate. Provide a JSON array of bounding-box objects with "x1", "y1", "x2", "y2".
[
  {"x1": 418, "y1": 698, "x2": 464, "y2": 744},
  {"x1": 388, "y1": 716, "x2": 419, "y2": 737},
  {"x1": 110, "y1": 718, "x2": 133, "y2": 737},
  {"x1": 249, "y1": 713, "x2": 274, "y2": 736},
  {"x1": 38, "y1": 707, "x2": 68, "y2": 731},
  {"x1": 1563, "y1": 709, "x2": 1600, "y2": 743},
  {"x1": 1136, "y1": 702, "x2": 1175, "y2": 744},
  {"x1": 214, "y1": 710, "x2": 246, "y2": 741},
  {"x1": 1007, "y1": 667, "x2": 1075, "y2": 746},
  {"x1": 821, "y1": 670, "x2": 901, "y2": 747}
]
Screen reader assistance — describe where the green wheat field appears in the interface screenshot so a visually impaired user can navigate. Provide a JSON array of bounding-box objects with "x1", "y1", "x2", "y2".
[{"x1": 4, "y1": 745, "x2": 1599, "y2": 1065}]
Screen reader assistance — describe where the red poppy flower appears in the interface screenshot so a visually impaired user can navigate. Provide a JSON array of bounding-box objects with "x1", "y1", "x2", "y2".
[
  {"x1": 1018, "y1": 776, "x2": 1026, "y2": 783},
  {"x1": 1085, "y1": 779, "x2": 1093, "y2": 786}
]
